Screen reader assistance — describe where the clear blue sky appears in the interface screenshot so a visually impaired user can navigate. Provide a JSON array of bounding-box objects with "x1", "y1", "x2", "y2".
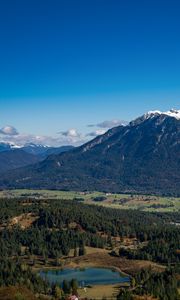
[{"x1": 0, "y1": 0, "x2": 179, "y2": 144}]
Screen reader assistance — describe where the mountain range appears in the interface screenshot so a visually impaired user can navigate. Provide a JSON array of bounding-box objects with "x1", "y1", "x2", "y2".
[
  {"x1": 0, "y1": 109, "x2": 179, "y2": 195},
  {"x1": 0, "y1": 143, "x2": 74, "y2": 173}
]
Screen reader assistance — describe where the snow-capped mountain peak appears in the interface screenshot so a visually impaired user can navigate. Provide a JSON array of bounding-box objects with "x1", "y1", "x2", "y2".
[
  {"x1": 0, "y1": 141, "x2": 21, "y2": 149},
  {"x1": 131, "y1": 109, "x2": 180, "y2": 126},
  {"x1": 23, "y1": 143, "x2": 49, "y2": 148},
  {"x1": 163, "y1": 109, "x2": 180, "y2": 119},
  {"x1": 145, "y1": 109, "x2": 180, "y2": 120},
  {"x1": 0, "y1": 141, "x2": 50, "y2": 154}
]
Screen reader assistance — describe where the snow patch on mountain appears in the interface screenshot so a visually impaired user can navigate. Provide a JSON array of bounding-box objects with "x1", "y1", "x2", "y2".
[
  {"x1": 0, "y1": 141, "x2": 21, "y2": 149},
  {"x1": 23, "y1": 143, "x2": 49, "y2": 148},
  {"x1": 144, "y1": 109, "x2": 180, "y2": 120},
  {"x1": 131, "y1": 109, "x2": 180, "y2": 126}
]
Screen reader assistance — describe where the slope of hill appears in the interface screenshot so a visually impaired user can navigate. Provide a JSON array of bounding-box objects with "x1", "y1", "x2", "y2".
[
  {"x1": 0, "y1": 110, "x2": 179, "y2": 195},
  {"x1": 44, "y1": 145, "x2": 74, "y2": 156},
  {"x1": 21, "y1": 143, "x2": 49, "y2": 155},
  {"x1": 0, "y1": 143, "x2": 74, "y2": 173},
  {"x1": 0, "y1": 150, "x2": 40, "y2": 173}
]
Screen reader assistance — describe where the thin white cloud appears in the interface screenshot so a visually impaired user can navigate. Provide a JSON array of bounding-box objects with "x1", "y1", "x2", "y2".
[
  {"x1": 59, "y1": 128, "x2": 81, "y2": 138},
  {"x1": 0, "y1": 125, "x2": 19, "y2": 136},
  {"x1": 0, "y1": 121, "x2": 118, "y2": 147},
  {"x1": 57, "y1": 128, "x2": 86, "y2": 145},
  {"x1": 0, "y1": 124, "x2": 87, "y2": 147},
  {"x1": 88, "y1": 119, "x2": 128, "y2": 129},
  {"x1": 86, "y1": 129, "x2": 106, "y2": 137},
  {"x1": 0, "y1": 133, "x2": 59, "y2": 147}
]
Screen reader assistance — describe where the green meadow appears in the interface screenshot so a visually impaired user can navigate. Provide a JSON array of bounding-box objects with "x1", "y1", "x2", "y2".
[{"x1": 0, "y1": 189, "x2": 179, "y2": 212}]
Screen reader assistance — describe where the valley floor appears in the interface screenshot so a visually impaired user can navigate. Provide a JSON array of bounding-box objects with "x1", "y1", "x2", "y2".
[{"x1": 1, "y1": 189, "x2": 179, "y2": 212}]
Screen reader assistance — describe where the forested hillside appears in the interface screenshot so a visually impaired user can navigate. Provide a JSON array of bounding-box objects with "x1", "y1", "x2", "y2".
[
  {"x1": 1, "y1": 112, "x2": 179, "y2": 195},
  {"x1": 0, "y1": 196, "x2": 179, "y2": 299}
]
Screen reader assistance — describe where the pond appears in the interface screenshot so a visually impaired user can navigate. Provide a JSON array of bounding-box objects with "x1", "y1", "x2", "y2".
[{"x1": 39, "y1": 267, "x2": 130, "y2": 287}]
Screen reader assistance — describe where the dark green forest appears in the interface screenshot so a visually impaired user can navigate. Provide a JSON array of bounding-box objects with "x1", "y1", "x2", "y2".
[{"x1": 0, "y1": 196, "x2": 179, "y2": 299}]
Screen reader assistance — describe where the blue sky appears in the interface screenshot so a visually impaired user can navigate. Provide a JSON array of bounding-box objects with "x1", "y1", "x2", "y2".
[{"x1": 0, "y1": 0, "x2": 179, "y2": 145}]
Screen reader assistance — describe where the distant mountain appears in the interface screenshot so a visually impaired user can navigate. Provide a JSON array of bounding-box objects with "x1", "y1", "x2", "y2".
[
  {"x1": 44, "y1": 145, "x2": 74, "y2": 156},
  {"x1": 0, "y1": 142, "x2": 20, "y2": 152},
  {"x1": 0, "y1": 142, "x2": 48, "y2": 154},
  {"x1": 21, "y1": 144, "x2": 74, "y2": 158},
  {"x1": 0, "y1": 142, "x2": 74, "y2": 156},
  {"x1": 1, "y1": 109, "x2": 179, "y2": 195},
  {"x1": 0, "y1": 143, "x2": 74, "y2": 173},
  {"x1": 0, "y1": 149, "x2": 40, "y2": 173},
  {"x1": 21, "y1": 143, "x2": 49, "y2": 155}
]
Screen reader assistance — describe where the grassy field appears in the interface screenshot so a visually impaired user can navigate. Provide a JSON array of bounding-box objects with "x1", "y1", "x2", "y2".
[
  {"x1": 78, "y1": 283, "x2": 121, "y2": 299},
  {"x1": 0, "y1": 189, "x2": 179, "y2": 212}
]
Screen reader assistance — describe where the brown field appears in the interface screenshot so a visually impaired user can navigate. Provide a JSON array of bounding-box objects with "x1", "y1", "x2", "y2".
[
  {"x1": 78, "y1": 283, "x2": 122, "y2": 298},
  {"x1": 31, "y1": 247, "x2": 165, "y2": 276},
  {"x1": 8, "y1": 213, "x2": 39, "y2": 229},
  {"x1": 66, "y1": 249, "x2": 165, "y2": 276},
  {"x1": 0, "y1": 286, "x2": 37, "y2": 300}
]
